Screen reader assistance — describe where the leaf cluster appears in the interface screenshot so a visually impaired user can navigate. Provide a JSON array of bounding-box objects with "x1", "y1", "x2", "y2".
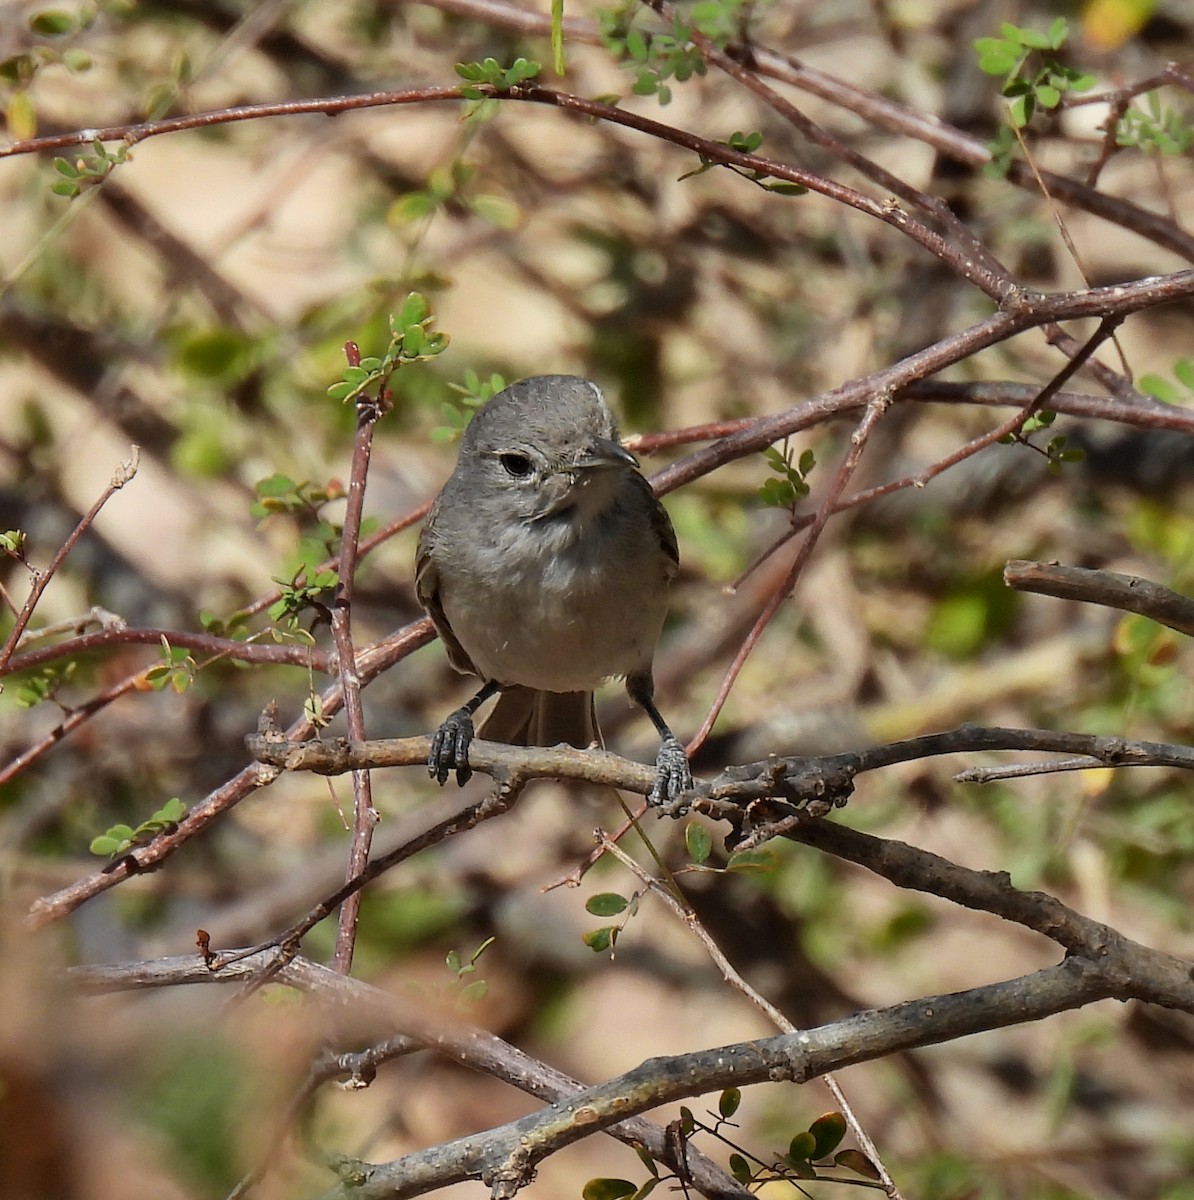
[
  {"x1": 0, "y1": 7, "x2": 95, "y2": 137},
  {"x1": 600, "y1": 11, "x2": 707, "y2": 106},
  {"x1": 758, "y1": 440, "x2": 816, "y2": 511},
  {"x1": 89, "y1": 796, "x2": 187, "y2": 858},
  {"x1": 454, "y1": 56, "x2": 541, "y2": 101},
  {"x1": 975, "y1": 18, "x2": 1096, "y2": 131},
  {"x1": 325, "y1": 293, "x2": 449, "y2": 405},
  {"x1": 433, "y1": 368, "x2": 508, "y2": 441},
  {"x1": 678, "y1": 129, "x2": 807, "y2": 195},
  {"x1": 50, "y1": 139, "x2": 129, "y2": 197},
  {"x1": 1117, "y1": 91, "x2": 1194, "y2": 156},
  {"x1": 583, "y1": 1102, "x2": 879, "y2": 1199}
]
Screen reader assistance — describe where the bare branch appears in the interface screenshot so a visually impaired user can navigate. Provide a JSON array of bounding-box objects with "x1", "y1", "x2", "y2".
[{"x1": 1005, "y1": 561, "x2": 1194, "y2": 638}]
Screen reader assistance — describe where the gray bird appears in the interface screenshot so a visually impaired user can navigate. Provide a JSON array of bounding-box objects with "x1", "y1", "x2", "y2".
[{"x1": 416, "y1": 374, "x2": 691, "y2": 804}]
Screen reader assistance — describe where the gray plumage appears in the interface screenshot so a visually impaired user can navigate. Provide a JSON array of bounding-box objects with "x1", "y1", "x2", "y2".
[{"x1": 417, "y1": 375, "x2": 691, "y2": 804}]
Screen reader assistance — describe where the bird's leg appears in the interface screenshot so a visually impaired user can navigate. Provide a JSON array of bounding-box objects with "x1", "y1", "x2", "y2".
[
  {"x1": 429, "y1": 678, "x2": 502, "y2": 787},
  {"x1": 626, "y1": 670, "x2": 692, "y2": 806}
]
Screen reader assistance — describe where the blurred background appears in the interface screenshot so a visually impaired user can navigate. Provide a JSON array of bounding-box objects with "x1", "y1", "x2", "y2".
[{"x1": 2, "y1": 0, "x2": 1194, "y2": 1196}]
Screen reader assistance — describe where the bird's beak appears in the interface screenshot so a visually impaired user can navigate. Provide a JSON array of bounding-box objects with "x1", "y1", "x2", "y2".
[{"x1": 576, "y1": 437, "x2": 638, "y2": 472}]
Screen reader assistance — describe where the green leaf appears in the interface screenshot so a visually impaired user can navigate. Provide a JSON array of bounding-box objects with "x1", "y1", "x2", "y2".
[
  {"x1": 788, "y1": 1131, "x2": 817, "y2": 1162},
  {"x1": 255, "y1": 473, "x2": 298, "y2": 498},
  {"x1": 727, "y1": 847, "x2": 777, "y2": 873},
  {"x1": 808, "y1": 1111, "x2": 847, "y2": 1159},
  {"x1": 1173, "y1": 358, "x2": 1194, "y2": 390},
  {"x1": 718, "y1": 1086, "x2": 741, "y2": 1118},
  {"x1": 459, "y1": 979, "x2": 488, "y2": 1002},
  {"x1": 685, "y1": 821, "x2": 713, "y2": 864},
  {"x1": 1138, "y1": 373, "x2": 1179, "y2": 403},
  {"x1": 583, "y1": 926, "x2": 616, "y2": 952},
  {"x1": 728, "y1": 1153, "x2": 752, "y2": 1183},
  {"x1": 1018, "y1": 26, "x2": 1052, "y2": 50},
  {"x1": 30, "y1": 9, "x2": 76, "y2": 36},
  {"x1": 586, "y1": 892, "x2": 630, "y2": 916},
  {"x1": 156, "y1": 798, "x2": 187, "y2": 822},
  {"x1": 976, "y1": 47, "x2": 1017, "y2": 76},
  {"x1": 1035, "y1": 82, "x2": 1060, "y2": 108},
  {"x1": 89, "y1": 835, "x2": 126, "y2": 856},
  {"x1": 582, "y1": 1180, "x2": 636, "y2": 1200}
]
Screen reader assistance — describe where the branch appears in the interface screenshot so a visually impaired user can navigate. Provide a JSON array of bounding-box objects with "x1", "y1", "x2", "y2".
[
  {"x1": 1004, "y1": 561, "x2": 1194, "y2": 638},
  {"x1": 339, "y1": 954, "x2": 1187, "y2": 1199},
  {"x1": 68, "y1": 951, "x2": 751, "y2": 1200},
  {"x1": 23, "y1": 619, "x2": 435, "y2": 929},
  {"x1": 328, "y1": 359, "x2": 383, "y2": 974}
]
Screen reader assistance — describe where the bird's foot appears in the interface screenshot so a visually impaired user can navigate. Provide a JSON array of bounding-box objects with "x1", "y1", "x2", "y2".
[
  {"x1": 649, "y1": 736, "x2": 692, "y2": 808},
  {"x1": 429, "y1": 707, "x2": 475, "y2": 787}
]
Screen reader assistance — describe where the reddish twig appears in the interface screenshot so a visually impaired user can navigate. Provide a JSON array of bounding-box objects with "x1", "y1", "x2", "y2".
[
  {"x1": 689, "y1": 390, "x2": 893, "y2": 754},
  {"x1": 328, "y1": 344, "x2": 383, "y2": 974}
]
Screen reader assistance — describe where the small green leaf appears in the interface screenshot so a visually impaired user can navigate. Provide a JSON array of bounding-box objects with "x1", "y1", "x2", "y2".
[
  {"x1": 586, "y1": 892, "x2": 630, "y2": 916},
  {"x1": 1035, "y1": 82, "x2": 1060, "y2": 108},
  {"x1": 156, "y1": 798, "x2": 186, "y2": 822},
  {"x1": 1173, "y1": 358, "x2": 1194, "y2": 390},
  {"x1": 727, "y1": 847, "x2": 778, "y2": 873},
  {"x1": 1138, "y1": 374, "x2": 1179, "y2": 403},
  {"x1": 583, "y1": 926, "x2": 616, "y2": 952},
  {"x1": 582, "y1": 1180, "x2": 636, "y2": 1200},
  {"x1": 718, "y1": 1087, "x2": 741, "y2": 1118},
  {"x1": 685, "y1": 821, "x2": 713, "y2": 864},
  {"x1": 459, "y1": 980, "x2": 488, "y2": 1002},
  {"x1": 728, "y1": 1153, "x2": 752, "y2": 1183},
  {"x1": 788, "y1": 1131, "x2": 817, "y2": 1162},
  {"x1": 30, "y1": 9, "x2": 76, "y2": 36},
  {"x1": 808, "y1": 1111, "x2": 847, "y2": 1160}
]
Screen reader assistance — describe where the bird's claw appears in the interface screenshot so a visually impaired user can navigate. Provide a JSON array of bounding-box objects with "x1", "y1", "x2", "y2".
[
  {"x1": 429, "y1": 707, "x2": 475, "y2": 787},
  {"x1": 649, "y1": 736, "x2": 692, "y2": 808}
]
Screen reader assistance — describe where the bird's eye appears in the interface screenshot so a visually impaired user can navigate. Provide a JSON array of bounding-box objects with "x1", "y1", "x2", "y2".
[{"x1": 499, "y1": 452, "x2": 533, "y2": 478}]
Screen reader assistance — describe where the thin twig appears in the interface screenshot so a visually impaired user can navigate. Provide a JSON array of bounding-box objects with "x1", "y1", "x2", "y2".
[
  {"x1": 688, "y1": 391, "x2": 893, "y2": 753},
  {"x1": 954, "y1": 756, "x2": 1102, "y2": 784},
  {"x1": 329, "y1": 349, "x2": 383, "y2": 975},
  {"x1": 597, "y1": 833, "x2": 902, "y2": 1198}
]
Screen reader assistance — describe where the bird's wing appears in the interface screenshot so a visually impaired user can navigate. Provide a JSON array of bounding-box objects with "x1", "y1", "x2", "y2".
[
  {"x1": 415, "y1": 501, "x2": 479, "y2": 677},
  {"x1": 635, "y1": 472, "x2": 680, "y2": 579}
]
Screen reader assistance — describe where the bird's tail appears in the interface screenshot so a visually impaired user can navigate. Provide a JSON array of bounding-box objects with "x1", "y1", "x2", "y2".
[{"x1": 479, "y1": 686, "x2": 601, "y2": 749}]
